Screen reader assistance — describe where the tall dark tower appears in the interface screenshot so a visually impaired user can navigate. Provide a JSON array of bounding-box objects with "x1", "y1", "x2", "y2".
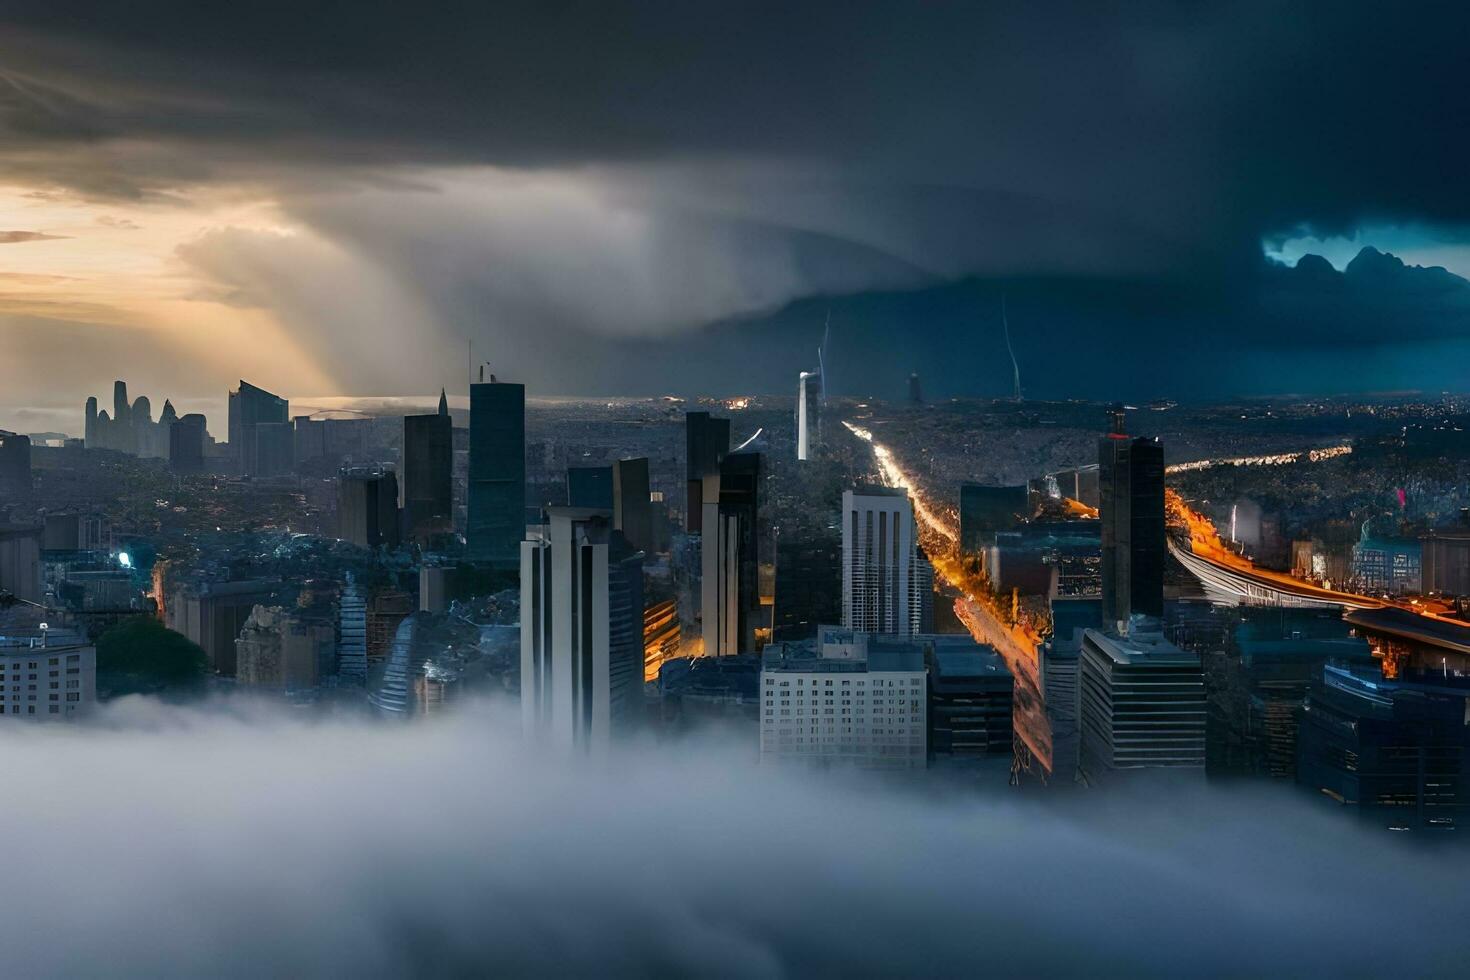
[
  {"x1": 227, "y1": 380, "x2": 289, "y2": 476},
  {"x1": 467, "y1": 374, "x2": 525, "y2": 568},
  {"x1": 684, "y1": 411, "x2": 730, "y2": 532},
  {"x1": 84, "y1": 396, "x2": 99, "y2": 447},
  {"x1": 112, "y1": 380, "x2": 130, "y2": 426},
  {"x1": 403, "y1": 398, "x2": 454, "y2": 543},
  {"x1": 908, "y1": 373, "x2": 924, "y2": 405},
  {"x1": 1099, "y1": 406, "x2": 1165, "y2": 630}
]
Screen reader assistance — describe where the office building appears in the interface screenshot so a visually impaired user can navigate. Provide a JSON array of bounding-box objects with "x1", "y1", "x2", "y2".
[
  {"x1": 0, "y1": 523, "x2": 43, "y2": 606},
  {"x1": 796, "y1": 369, "x2": 821, "y2": 461},
  {"x1": 1297, "y1": 664, "x2": 1470, "y2": 831},
  {"x1": 1040, "y1": 596, "x2": 1102, "y2": 779},
  {"x1": 1098, "y1": 409, "x2": 1165, "y2": 629},
  {"x1": 701, "y1": 452, "x2": 761, "y2": 655},
  {"x1": 927, "y1": 637, "x2": 1013, "y2": 763},
  {"x1": 773, "y1": 530, "x2": 841, "y2": 641},
  {"x1": 611, "y1": 457, "x2": 653, "y2": 554},
  {"x1": 684, "y1": 411, "x2": 730, "y2": 532},
  {"x1": 567, "y1": 465, "x2": 614, "y2": 509},
  {"x1": 0, "y1": 625, "x2": 96, "y2": 720},
  {"x1": 0, "y1": 432, "x2": 32, "y2": 500},
  {"x1": 1351, "y1": 534, "x2": 1422, "y2": 594},
  {"x1": 402, "y1": 394, "x2": 454, "y2": 542},
  {"x1": 759, "y1": 638, "x2": 927, "y2": 769},
  {"x1": 1078, "y1": 627, "x2": 1205, "y2": 782},
  {"x1": 842, "y1": 486, "x2": 929, "y2": 637},
  {"x1": 1422, "y1": 531, "x2": 1470, "y2": 595},
  {"x1": 337, "y1": 466, "x2": 400, "y2": 550},
  {"x1": 520, "y1": 508, "x2": 644, "y2": 752},
  {"x1": 467, "y1": 376, "x2": 525, "y2": 568},
  {"x1": 228, "y1": 380, "x2": 289, "y2": 476},
  {"x1": 958, "y1": 484, "x2": 1029, "y2": 558},
  {"x1": 169, "y1": 414, "x2": 208, "y2": 474}
]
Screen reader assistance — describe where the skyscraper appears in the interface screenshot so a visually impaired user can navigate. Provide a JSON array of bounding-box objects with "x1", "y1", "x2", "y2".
[
  {"x1": 701, "y1": 452, "x2": 761, "y2": 655},
  {"x1": 842, "y1": 486, "x2": 929, "y2": 636},
  {"x1": 467, "y1": 376, "x2": 525, "y2": 568},
  {"x1": 1077, "y1": 627, "x2": 1205, "y2": 783},
  {"x1": 168, "y1": 414, "x2": 208, "y2": 474},
  {"x1": 228, "y1": 380, "x2": 289, "y2": 476},
  {"x1": 796, "y1": 370, "x2": 821, "y2": 461},
  {"x1": 684, "y1": 410, "x2": 729, "y2": 532},
  {"x1": 520, "y1": 508, "x2": 644, "y2": 752},
  {"x1": 84, "y1": 397, "x2": 98, "y2": 448},
  {"x1": 337, "y1": 466, "x2": 400, "y2": 550},
  {"x1": 611, "y1": 456, "x2": 652, "y2": 554},
  {"x1": 1098, "y1": 408, "x2": 1165, "y2": 630},
  {"x1": 0, "y1": 432, "x2": 32, "y2": 501},
  {"x1": 402, "y1": 391, "x2": 453, "y2": 542},
  {"x1": 112, "y1": 380, "x2": 135, "y2": 454}
]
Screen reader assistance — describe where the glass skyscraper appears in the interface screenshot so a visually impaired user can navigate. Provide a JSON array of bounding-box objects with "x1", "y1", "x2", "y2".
[{"x1": 468, "y1": 379, "x2": 525, "y2": 568}]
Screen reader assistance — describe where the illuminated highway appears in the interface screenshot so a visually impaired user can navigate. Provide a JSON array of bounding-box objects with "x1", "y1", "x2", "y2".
[
  {"x1": 844, "y1": 419, "x2": 1051, "y2": 775},
  {"x1": 843, "y1": 422, "x2": 956, "y2": 543},
  {"x1": 843, "y1": 418, "x2": 1470, "y2": 770},
  {"x1": 1165, "y1": 444, "x2": 1351, "y2": 474}
]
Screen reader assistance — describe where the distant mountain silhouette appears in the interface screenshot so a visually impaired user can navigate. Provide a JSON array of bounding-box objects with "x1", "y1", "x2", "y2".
[{"x1": 1289, "y1": 246, "x2": 1469, "y2": 295}]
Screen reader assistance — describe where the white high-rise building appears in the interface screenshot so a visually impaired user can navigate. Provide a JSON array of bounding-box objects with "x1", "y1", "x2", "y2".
[
  {"x1": 759, "y1": 637, "x2": 927, "y2": 769},
  {"x1": 521, "y1": 508, "x2": 644, "y2": 753},
  {"x1": 842, "y1": 487, "x2": 929, "y2": 636},
  {"x1": 0, "y1": 624, "x2": 96, "y2": 720},
  {"x1": 796, "y1": 370, "x2": 819, "y2": 461}
]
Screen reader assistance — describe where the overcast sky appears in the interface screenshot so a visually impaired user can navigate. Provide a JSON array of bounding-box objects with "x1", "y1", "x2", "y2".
[
  {"x1": 2, "y1": 696, "x2": 1465, "y2": 977},
  {"x1": 3, "y1": 2, "x2": 1470, "y2": 429}
]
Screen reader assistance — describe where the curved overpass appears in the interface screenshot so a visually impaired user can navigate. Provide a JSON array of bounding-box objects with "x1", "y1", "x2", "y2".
[{"x1": 1168, "y1": 540, "x2": 1383, "y2": 610}]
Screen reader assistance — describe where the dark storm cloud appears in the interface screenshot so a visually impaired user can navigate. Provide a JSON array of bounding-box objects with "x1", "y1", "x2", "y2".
[
  {"x1": 4, "y1": 2, "x2": 1470, "y2": 245},
  {"x1": 3, "y1": 2, "x2": 1470, "y2": 398},
  {"x1": 3, "y1": 696, "x2": 1467, "y2": 978}
]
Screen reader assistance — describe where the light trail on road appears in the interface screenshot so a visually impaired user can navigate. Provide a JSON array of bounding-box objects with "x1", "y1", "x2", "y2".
[{"x1": 842, "y1": 421, "x2": 956, "y2": 543}]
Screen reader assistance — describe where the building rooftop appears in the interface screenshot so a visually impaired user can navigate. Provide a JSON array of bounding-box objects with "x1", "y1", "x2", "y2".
[
  {"x1": 762, "y1": 641, "x2": 924, "y2": 673},
  {"x1": 849, "y1": 484, "x2": 907, "y2": 498},
  {"x1": 931, "y1": 644, "x2": 1009, "y2": 678},
  {"x1": 1083, "y1": 628, "x2": 1199, "y2": 667},
  {"x1": 0, "y1": 626, "x2": 90, "y2": 651}
]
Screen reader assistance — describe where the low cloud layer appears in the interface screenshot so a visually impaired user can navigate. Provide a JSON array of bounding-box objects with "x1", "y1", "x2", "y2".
[{"x1": 4, "y1": 696, "x2": 1466, "y2": 977}]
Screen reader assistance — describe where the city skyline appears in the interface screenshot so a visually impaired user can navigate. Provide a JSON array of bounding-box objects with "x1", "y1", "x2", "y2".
[{"x1": 4, "y1": 5, "x2": 1470, "y2": 976}]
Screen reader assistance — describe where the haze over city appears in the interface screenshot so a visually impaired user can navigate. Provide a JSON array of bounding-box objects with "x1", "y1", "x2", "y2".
[{"x1": 3, "y1": 4, "x2": 1470, "y2": 978}]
